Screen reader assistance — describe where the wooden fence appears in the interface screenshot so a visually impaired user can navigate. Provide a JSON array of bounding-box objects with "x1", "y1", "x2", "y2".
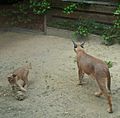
[{"x1": 51, "y1": 0, "x2": 119, "y2": 24}]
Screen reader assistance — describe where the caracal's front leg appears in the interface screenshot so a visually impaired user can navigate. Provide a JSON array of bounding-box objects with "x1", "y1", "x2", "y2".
[{"x1": 17, "y1": 80, "x2": 27, "y2": 92}]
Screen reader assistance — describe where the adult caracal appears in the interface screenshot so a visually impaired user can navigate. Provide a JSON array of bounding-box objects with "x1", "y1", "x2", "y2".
[{"x1": 72, "y1": 41, "x2": 112, "y2": 113}]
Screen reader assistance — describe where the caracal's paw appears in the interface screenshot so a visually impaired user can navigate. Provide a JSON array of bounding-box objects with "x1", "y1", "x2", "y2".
[
  {"x1": 107, "y1": 108, "x2": 113, "y2": 113},
  {"x1": 94, "y1": 92, "x2": 102, "y2": 97}
]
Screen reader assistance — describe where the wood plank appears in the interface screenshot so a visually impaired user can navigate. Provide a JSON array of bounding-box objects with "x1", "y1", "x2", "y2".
[
  {"x1": 62, "y1": 0, "x2": 118, "y2": 5},
  {"x1": 52, "y1": 10, "x2": 115, "y2": 24},
  {"x1": 77, "y1": 5, "x2": 116, "y2": 15},
  {"x1": 52, "y1": 2, "x2": 116, "y2": 14},
  {"x1": 51, "y1": 0, "x2": 117, "y2": 24}
]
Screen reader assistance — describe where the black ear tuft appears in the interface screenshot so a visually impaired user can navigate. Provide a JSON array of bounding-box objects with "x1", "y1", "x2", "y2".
[
  {"x1": 72, "y1": 40, "x2": 77, "y2": 48},
  {"x1": 80, "y1": 41, "x2": 85, "y2": 48},
  {"x1": 81, "y1": 45, "x2": 84, "y2": 48},
  {"x1": 7, "y1": 76, "x2": 11, "y2": 79},
  {"x1": 12, "y1": 74, "x2": 16, "y2": 77}
]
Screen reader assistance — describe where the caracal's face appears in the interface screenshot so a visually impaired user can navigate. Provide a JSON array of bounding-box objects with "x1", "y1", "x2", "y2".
[{"x1": 7, "y1": 74, "x2": 16, "y2": 86}]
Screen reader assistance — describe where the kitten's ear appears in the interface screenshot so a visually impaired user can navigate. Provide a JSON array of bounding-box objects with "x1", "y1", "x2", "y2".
[
  {"x1": 7, "y1": 74, "x2": 13, "y2": 81},
  {"x1": 12, "y1": 74, "x2": 16, "y2": 77},
  {"x1": 7, "y1": 74, "x2": 12, "y2": 78},
  {"x1": 7, "y1": 76, "x2": 11, "y2": 80}
]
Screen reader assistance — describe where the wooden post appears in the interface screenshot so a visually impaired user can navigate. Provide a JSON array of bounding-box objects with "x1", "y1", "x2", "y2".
[{"x1": 43, "y1": 15, "x2": 47, "y2": 35}]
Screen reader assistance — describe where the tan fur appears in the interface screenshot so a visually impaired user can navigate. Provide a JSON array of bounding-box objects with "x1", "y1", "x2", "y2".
[
  {"x1": 72, "y1": 41, "x2": 113, "y2": 113},
  {"x1": 7, "y1": 63, "x2": 32, "y2": 92}
]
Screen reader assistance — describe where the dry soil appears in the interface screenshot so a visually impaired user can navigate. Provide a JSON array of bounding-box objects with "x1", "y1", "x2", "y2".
[{"x1": 0, "y1": 28, "x2": 120, "y2": 118}]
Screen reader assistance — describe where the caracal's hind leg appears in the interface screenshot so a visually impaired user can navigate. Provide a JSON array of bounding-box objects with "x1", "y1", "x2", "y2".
[{"x1": 96, "y1": 78, "x2": 113, "y2": 113}]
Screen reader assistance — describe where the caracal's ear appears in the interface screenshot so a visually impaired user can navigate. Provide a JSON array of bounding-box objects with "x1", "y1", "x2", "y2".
[
  {"x1": 7, "y1": 74, "x2": 16, "y2": 80},
  {"x1": 7, "y1": 74, "x2": 12, "y2": 78},
  {"x1": 7, "y1": 75, "x2": 12, "y2": 80},
  {"x1": 12, "y1": 74, "x2": 16, "y2": 77},
  {"x1": 80, "y1": 41, "x2": 85, "y2": 48},
  {"x1": 72, "y1": 40, "x2": 77, "y2": 49},
  {"x1": 7, "y1": 74, "x2": 15, "y2": 78}
]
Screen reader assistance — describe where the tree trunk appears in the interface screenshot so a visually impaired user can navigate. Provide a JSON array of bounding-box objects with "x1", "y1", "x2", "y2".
[{"x1": 43, "y1": 15, "x2": 47, "y2": 35}]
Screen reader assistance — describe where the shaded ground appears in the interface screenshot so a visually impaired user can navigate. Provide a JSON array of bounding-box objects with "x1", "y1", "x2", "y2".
[
  {"x1": 0, "y1": 28, "x2": 120, "y2": 118},
  {"x1": 0, "y1": 4, "x2": 45, "y2": 31}
]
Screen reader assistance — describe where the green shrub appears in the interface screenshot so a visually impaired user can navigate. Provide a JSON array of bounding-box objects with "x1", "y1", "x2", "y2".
[
  {"x1": 29, "y1": 0, "x2": 50, "y2": 15},
  {"x1": 101, "y1": 4, "x2": 120, "y2": 45},
  {"x1": 63, "y1": 3, "x2": 77, "y2": 14},
  {"x1": 105, "y1": 61, "x2": 113, "y2": 68},
  {"x1": 74, "y1": 25, "x2": 89, "y2": 39}
]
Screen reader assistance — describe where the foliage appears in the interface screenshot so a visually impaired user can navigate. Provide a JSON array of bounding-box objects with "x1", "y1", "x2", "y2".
[
  {"x1": 114, "y1": 4, "x2": 120, "y2": 15},
  {"x1": 29, "y1": 0, "x2": 50, "y2": 15},
  {"x1": 74, "y1": 25, "x2": 89, "y2": 38},
  {"x1": 101, "y1": 27, "x2": 117, "y2": 45},
  {"x1": 12, "y1": 2, "x2": 30, "y2": 15},
  {"x1": 47, "y1": 19, "x2": 76, "y2": 30},
  {"x1": 114, "y1": 4, "x2": 120, "y2": 29},
  {"x1": 63, "y1": 1, "x2": 89, "y2": 15},
  {"x1": 62, "y1": 2, "x2": 120, "y2": 45},
  {"x1": 63, "y1": 3, "x2": 77, "y2": 14},
  {"x1": 11, "y1": 2, "x2": 31, "y2": 24},
  {"x1": 104, "y1": 61, "x2": 113, "y2": 68},
  {"x1": 102, "y1": 34, "x2": 114, "y2": 46},
  {"x1": 0, "y1": 0, "x2": 51, "y2": 27},
  {"x1": 102, "y1": 4, "x2": 120, "y2": 45},
  {"x1": 75, "y1": 19, "x2": 110, "y2": 35},
  {"x1": 73, "y1": 19, "x2": 111, "y2": 40},
  {"x1": 47, "y1": 18, "x2": 110, "y2": 37}
]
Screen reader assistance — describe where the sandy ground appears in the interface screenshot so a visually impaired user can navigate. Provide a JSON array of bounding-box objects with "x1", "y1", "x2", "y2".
[{"x1": 0, "y1": 27, "x2": 120, "y2": 118}]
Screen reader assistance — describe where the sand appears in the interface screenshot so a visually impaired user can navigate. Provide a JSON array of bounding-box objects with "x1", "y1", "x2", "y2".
[{"x1": 0, "y1": 27, "x2": 120, "y2": 118}]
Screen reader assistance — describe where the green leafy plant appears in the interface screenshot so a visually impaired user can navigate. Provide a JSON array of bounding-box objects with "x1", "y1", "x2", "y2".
[
  {"x1": 114, "y1": 4, "x2": 120, "y2": 16},
  {"x1": 102, "y1": 27, "x2": 116, "y2": 46},
  {"x1": 75, "y1": 26, "x2": 89, "y2": 37},
  {"x1": 13, "y1": 3, "x2": 29, "y2": 15},
  {"x1": 114, "y1": 4, "x2": 120, "y2": 44},
  {"x1": 63, "y1": 3, "x2": 77, "y2": 14},
  {"x1": 10, "y1": 2, "x2": 32, "y2": 25},
  {"x1": 102, "y1": 34, "x2": 114, "y2": 46},
  {"x1": 73, "y1": 25, "x2": 89, "y2": 40},
  {"x1": 105, "y1": 61, "x2": 113, "y2": 68},
  {"x1": 114, "y1": 4, "x2": 120, "y2": 29},
  {"x1": 30, "y1": 0, "x2": 50, "y2": 15},
  {"x1": 47, "y1": 18, "x2": 110, "y2": 35},
  {"x1": 101, "y1": 4, "x2": 120, "y2": 45}
]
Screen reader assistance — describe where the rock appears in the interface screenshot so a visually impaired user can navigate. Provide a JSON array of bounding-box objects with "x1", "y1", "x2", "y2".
[{"x1": 15, "y1": 91, "x2": 26, "y2": 101}]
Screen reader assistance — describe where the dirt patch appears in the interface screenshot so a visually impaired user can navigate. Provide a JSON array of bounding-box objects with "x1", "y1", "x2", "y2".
[{"x1": 0, "y1": 28, "x2": 120, "y2": 118}]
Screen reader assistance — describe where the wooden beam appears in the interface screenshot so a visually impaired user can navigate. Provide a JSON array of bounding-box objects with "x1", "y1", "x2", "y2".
[
  {"x1": 52, "y1": 10, "x2": 115, "y2": 24},
  {"x1": 62, "y1": 0, "x2": 118, "y2": 6}
]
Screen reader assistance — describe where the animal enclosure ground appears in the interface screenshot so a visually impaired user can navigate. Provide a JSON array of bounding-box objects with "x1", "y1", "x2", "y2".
[{"x1": 0, "y1": 28, "x2": 120, "y2": 118}]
